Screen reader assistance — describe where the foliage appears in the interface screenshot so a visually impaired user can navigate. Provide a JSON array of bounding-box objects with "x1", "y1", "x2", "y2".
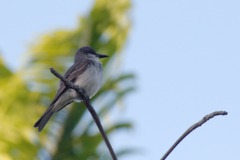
[
  {"x1": 0, "y1": 0, "x2": 134, "y2": 159},
  {"x1": 0, "y1": 57, "x2": 43, "y2": 160}
]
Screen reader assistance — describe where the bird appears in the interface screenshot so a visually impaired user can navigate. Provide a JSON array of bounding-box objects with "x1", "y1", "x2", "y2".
[{"x1": 34, "y1": 46, "x2": 108, "y2": 132}]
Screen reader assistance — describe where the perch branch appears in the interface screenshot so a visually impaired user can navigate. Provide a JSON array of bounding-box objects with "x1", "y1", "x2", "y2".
[
  {"x1": 160, "y1": 111, "x2": 228, "y2": 160},
  {"x1": 50, "y1": 67, "x2": 118, "y2": 160}
]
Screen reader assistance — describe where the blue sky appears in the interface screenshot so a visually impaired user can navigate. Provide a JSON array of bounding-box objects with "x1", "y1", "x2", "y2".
[{"x1": 1, "y1": 0, "x2": 240, "y2": 160}]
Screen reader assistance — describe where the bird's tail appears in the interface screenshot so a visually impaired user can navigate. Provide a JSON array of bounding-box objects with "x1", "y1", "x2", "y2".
[{"x1": 34, "y1": 109, "x2": 54, "y2": 132}]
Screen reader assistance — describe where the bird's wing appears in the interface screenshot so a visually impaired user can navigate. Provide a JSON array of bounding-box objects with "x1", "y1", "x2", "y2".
[
  {"x1": 36, "y1": 58, "x2": 91, "y2": 125},
  {"x1": 50, "y1": 59, "x2": 91, "y2": 106},
  {"x1": 34, "y1": 58, "x2": 93, "y2": 131}
]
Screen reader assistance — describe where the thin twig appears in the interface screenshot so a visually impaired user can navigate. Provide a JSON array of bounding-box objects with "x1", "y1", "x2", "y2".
[
  {"x1": 160, "y1": 111, "x2": 228, "y2": 160},
  {"x1": 50, "y1": 67, "x2": 118, "y2": 160}
]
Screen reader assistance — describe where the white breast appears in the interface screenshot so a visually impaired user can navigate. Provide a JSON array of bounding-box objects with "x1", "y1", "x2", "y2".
[{"x1": 74, "y1": 62, "x2": 103, "y2": 99}]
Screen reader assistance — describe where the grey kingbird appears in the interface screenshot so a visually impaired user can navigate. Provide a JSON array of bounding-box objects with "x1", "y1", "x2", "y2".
[{"x1": 34, "y1": 46, "x2": 108, "y2": 132}]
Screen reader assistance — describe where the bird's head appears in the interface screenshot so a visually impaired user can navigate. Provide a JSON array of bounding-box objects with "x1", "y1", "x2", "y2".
[{"x1": 74, "y1": 46, "x2": 108, "y2": 63}]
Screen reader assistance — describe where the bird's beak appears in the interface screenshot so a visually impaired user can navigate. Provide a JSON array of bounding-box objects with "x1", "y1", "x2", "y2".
[{"x1": 96, "y1": 53, "x2": 109, "y2": 59}]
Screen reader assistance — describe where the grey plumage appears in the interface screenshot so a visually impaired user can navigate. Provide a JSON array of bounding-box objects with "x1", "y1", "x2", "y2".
[{"x1": 34, "y1": 46, "x2": 108, "y2": 132}]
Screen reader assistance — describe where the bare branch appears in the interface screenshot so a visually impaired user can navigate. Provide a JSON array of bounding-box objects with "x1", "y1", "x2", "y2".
[
  {"x1": 50, "y1": 67, "x2": 118, "y2": 160},
  {"x1": 160, "y1": 111, "x2": 228, "y2": 160}
]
